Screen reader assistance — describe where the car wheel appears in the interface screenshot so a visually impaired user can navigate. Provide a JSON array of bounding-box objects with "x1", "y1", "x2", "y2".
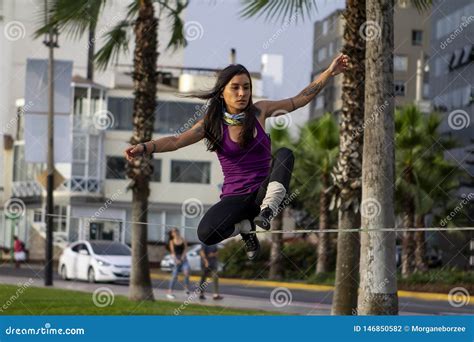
[
  {"x1": 61, "y1": 265, "x2": 70, "y2": 281},
  {"x1": 88, "y1": 267, "x2": 96, "y2": 283}
]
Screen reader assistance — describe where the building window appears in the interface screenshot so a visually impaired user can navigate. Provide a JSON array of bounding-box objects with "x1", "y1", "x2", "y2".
[
  {"x1": 322, "y1": 20, "x2": 328, "y2": 35},
  {"x1": 171, "y1": 160, "x2": 210, "y2": 184},
  {"x1": 394, "y1": 55, "x2": 408, "y2": 72},
  {"x1": 106, "y1": 156, "x2": 127, "y2": 179},
  {"x1": 315, "y1": 95, "x2": 324, "y2": 109},
  {"x1": 317, "y1": 47, "x2": 327, "y2": 63},
  {"x1": 412, "y1": 30, "x2": 423, "y2": 46},
  {"x1": 423, "y1": 83, "x2": 430, "y2": 98},
  {"x1": 328, "y1": 42, "x2": 334, "y2": 57},
  {"x1": 107, "y1": 97, "x2": 204, "y2": 134},
  {"x1": 449, "y1": 48, "x2": 464, "y2": 70},
  {"x1": 150, "y1": 159, "x2": 162, "y2": 182},
  {"x1": 53, "y1": 206, "x2": 67, "y2": 232},
  {"x1": 394, "y1": 81, "x2": 406, "y2": 96},
  {"x1": 460, "y1": 44, "x2": 473, "y2": 66},
  {"x1": 33, "y1": 210, "x2": 43, "y2": 223}
]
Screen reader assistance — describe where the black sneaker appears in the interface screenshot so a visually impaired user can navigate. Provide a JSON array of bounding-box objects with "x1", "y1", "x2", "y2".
[
  {"x1": 254, "y1": 207, "x2": 274, "y2": 230},
  {"x1": 241, "y1": 224, "x2": 260, "y2": 260}
]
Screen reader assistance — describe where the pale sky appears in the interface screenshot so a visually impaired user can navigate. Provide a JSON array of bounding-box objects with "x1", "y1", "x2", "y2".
[{"x1": 184, "y1": 0, "x2": 346, "y2": 99}]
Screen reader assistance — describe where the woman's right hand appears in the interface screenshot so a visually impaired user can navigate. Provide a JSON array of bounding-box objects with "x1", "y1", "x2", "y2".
[{"x1": 125, "y1": 144, "x2": 145, "y2": 162}]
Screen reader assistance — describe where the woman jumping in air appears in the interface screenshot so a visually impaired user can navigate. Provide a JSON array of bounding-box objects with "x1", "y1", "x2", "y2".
[{"x1": 125, "y1": 53, "x2": 348, "y2": 260}]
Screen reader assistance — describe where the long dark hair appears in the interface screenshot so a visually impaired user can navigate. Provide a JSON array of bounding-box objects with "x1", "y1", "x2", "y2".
[{"x1": 188, "y1": 64, "x2": 260, "y2": 151}]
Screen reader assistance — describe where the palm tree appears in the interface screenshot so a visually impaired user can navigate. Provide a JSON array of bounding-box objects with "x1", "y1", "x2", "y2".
[
  {"x1": 293, "y1": 114, "x2": 339, "y2": 275},
  {"x1": 36, "y1": 0, "x2": 188, "y2": 301},
  {"x1": 394, "y1": 105, "x2": 424, "y2": 277},
  {"x1": 357, "y1": 0, "x2": 398, "y2": 315},
  {"x1": 395, "y1": 106, "x2": 461, "y2": 274},
  {"x1": 268, "y1": 126, "x2": 294, "y2": 280},
  {"x1": 331, "y1": 0, "x2": 365, "y2": 315},
  {"x1": 240, "y1": 0, "x2": 432, "y2": 315},
  {"x1": 358, "y1": 0, "x2": 432, "y2": 315},
  {"x1": 35, "y1": 0, "x2": 107, "y2": 81}
]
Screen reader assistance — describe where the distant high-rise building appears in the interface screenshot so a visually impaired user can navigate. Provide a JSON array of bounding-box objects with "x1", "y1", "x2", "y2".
[
  {"x1": 309, "y1": 1, "x2": 432, "y2": 119},
  {"x1": 429, "y1": 0, "x2": 474, "y2": 195}
]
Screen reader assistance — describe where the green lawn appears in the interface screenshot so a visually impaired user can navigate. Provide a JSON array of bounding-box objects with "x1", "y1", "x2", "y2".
[{"x1": 0, "y1": 285, "x2": 275, "y2": 315}]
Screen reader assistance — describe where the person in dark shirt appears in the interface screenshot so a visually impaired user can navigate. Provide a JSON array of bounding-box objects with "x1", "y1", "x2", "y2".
[
  {"x1": 166, "y1": 228, "x2": 190, "y2": 299},
  {"x1": 198, "y1": 243, "x2": 222, "y2": 300}
]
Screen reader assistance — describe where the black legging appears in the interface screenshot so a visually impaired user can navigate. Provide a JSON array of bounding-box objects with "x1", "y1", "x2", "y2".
[{"x1": 198, "y1": 147, "x2": 295, "y2": 245}]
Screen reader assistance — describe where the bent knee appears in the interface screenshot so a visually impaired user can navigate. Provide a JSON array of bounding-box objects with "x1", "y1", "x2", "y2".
[{"x1": 275, "y1": 147, "x2": 294, "y2": 162}]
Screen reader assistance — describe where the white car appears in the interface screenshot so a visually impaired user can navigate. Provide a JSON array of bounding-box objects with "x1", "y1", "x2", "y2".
[
  {"x1": 160, "y1": 244, "x2": 224, "y2": 272},
  {"x1": 58, "y1": 240, "x2": 131, "y2": 283}
]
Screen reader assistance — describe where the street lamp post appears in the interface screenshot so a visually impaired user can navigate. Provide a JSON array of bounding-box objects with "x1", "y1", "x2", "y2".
[{"x1": 43, "y1": 0, "x2": 59, "y2": 287}]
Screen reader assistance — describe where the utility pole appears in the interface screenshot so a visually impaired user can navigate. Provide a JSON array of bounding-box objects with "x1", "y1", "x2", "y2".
[{"x1": 43, "y1": 0, "x2": 59, "y2": 286}]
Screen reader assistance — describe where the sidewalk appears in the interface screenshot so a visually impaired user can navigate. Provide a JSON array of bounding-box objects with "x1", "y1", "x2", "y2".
[
  {"x1": 4, "y1": 263, "x2": 471, "y2": 306},
  {"x1": 150, "y1": 271, "x2": 473, "y2": 305}
]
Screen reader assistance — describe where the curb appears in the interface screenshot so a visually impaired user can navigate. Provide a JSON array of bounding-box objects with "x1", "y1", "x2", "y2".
[{"x1": 150, "y1": 272, "x2": 473, "y2": 305}]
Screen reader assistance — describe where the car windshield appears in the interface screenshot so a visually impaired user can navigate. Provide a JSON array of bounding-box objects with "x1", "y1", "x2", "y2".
[{"x1": 89, "y1": 242, "x2": 131, "y2": 256}]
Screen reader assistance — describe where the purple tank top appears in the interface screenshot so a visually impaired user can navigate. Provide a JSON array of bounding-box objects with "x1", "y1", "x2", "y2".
[{"x1": 216, "y1": 121, "x2": 272, "y2": 198}]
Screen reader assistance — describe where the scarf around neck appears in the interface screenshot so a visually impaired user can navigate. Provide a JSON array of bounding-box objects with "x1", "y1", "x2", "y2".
[{"x1": 223, "y1": 111, "x2": 245, "y2": 126}]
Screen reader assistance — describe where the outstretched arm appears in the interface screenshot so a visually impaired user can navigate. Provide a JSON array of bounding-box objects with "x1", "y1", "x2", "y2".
[
  {"x1": 124, "y1": 120, "x2": 205, "y2": 161},
  {"x1": 255, "y1": 53, "x2": 349, "y2": 118}
]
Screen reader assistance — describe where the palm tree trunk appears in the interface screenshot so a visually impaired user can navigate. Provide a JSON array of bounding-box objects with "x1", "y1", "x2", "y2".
[
  {"x1": 269, "y1": 210, "x2": 284, "y2": 280},
  {"x1": 128, "y1": 0, "x2": 158, "y2": 302},
  {"x1": 401, "y1": 197, "x2": 415, "y2": 277},
  {"x1": 316, "y1": 174, "x2": 331, "y2": 274},
  {"x1": 414, "y1": 214, "x2": 428, "y2": 272},
  {"x1": 332, "y1": 0, "x2": 365, "y2": 315},
  {"x1": 333, "y1": 210, "x2": 360, "y2": 314},
  {"x1": 87, "y1": 22, "x2": 95, "y2": 81},
  {"x1": 358, "y1": 0, "x2": 398, "y2": 315}
]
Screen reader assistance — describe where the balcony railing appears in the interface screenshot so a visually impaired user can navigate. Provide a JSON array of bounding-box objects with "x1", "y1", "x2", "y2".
[{"x1": 63, "y1": 177, "x2": 102, "y2": 194}]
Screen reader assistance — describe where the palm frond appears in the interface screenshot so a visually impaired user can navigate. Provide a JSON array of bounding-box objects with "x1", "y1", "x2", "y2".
[
  {"x1": 239, "y1": 0, "x2": 317, "y2": 23},
  {"x1": 34, "y1": 0, "x2": 106, "y2": 39},
  {"x1": 94, "y1": 20, "x2": 132, "y2": 71}
]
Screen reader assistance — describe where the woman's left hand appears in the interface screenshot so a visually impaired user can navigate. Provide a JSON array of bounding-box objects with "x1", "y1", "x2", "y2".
[{"x1": 328, "y1": 53, "x2": 349, "y2": 76}]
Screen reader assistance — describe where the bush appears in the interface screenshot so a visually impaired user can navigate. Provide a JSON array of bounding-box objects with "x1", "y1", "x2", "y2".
[
  {"x1": 280, "y1": 240, "x2": 317, "y2": 281},
  {"x1": 219, "y1": 240, "x2": 270, "y2": 279},
  {"x1": 219, "y1": 239, "x2": 319, "y2": 281}
]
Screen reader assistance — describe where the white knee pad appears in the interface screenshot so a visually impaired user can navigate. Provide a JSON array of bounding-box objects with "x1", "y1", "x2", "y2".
[{"x1": 260, "y1": 181, "x2": 286, "y2": 213}]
